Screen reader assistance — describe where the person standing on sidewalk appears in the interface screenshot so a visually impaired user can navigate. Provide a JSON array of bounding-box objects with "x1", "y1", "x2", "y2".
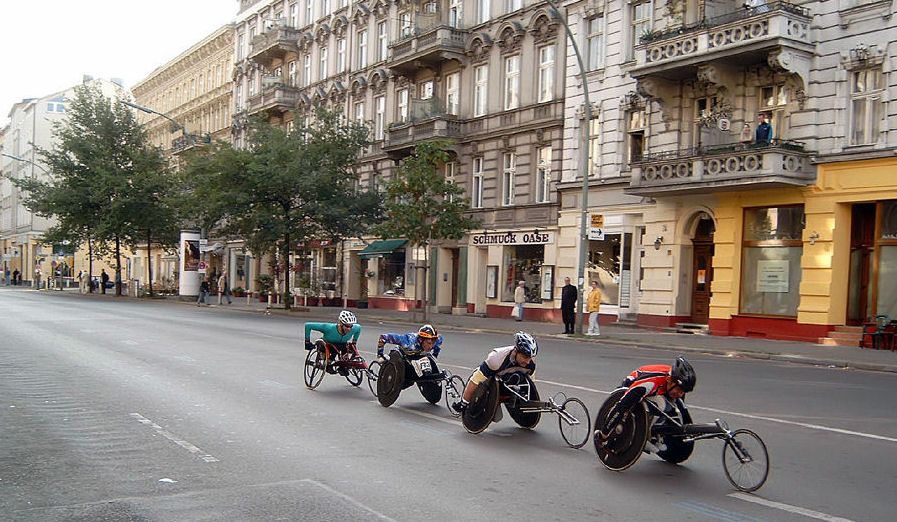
[
  {"x1": 560, "y1": 277, "x2": 578, "y2": 334},
  {"x1": 587, "y1": 281, "x2": 602, "y2": 336},
  {"x1": 100, "y1": 269, "x2": 109, "y2": 294},
  {"x1": 197, "y1": 277, "x2": 210, "y2": 306},
  {"x1": 217, "y1": 270, "x2": 232, "y2": 305},
  {"x1": 513, "y1": 280, "x2": 526, "y2": 321}
]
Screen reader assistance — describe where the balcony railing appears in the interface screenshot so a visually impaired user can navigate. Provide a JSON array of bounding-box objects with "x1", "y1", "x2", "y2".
[
  {"x1": 249, "y1": 26, "x2": 302, "y2": 64},
  {"x1": 388, "y1": 23, "x2": 467, "y2": 73},
  {"x1": 384, "y1": 98, "x2": 461, "y2": 150},
  {"x1": 631, "y1": 2, "x2": 811, "y2": 76},
  {"x1": 246, "y1": 84, "x2": 299, "y2": 115},
  {"x1": 626, "y1": 139, "x2": 814, "y2": 196}
]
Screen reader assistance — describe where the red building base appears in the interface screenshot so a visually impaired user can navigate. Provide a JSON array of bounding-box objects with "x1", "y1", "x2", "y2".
[
  {"x1": 368, "y1": 296, "x2": 423, "y2": 311},
  {"x1": 709, "y1": 316, "x2": 832, "y2": 343}
]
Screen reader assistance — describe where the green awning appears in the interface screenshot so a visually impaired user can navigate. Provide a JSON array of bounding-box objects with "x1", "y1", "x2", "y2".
[{"x1": 358, "y1": 239, "x2": 408, "y2": 259}]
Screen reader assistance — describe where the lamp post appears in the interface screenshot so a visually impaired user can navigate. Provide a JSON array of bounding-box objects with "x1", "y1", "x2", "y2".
[
  {"x1": 121, "y1": 100, "x2": 195, "y2": 146},
  {"x1": 1, "y1": 152, "x2": 50, "y2": 175},
  {"x1": 546, "y1": 0, "x2": 592, "y2": 334}
]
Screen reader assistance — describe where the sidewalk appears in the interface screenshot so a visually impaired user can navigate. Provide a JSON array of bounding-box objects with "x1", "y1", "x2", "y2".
[{"x1": 46, "y1": 287, "x2": 897, "y2": 374}]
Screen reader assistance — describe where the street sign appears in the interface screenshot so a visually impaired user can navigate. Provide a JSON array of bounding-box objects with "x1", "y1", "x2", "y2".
[{"x1": 589, "y1": 214, "x2": 605, "y2": 240}]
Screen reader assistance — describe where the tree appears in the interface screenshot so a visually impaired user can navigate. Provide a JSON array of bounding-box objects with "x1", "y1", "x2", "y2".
[
  {"x1": 13, "y1": 83, "x2": 178, "y2": 296},
  {"x1": 182, "y1": 106, "x2": 381, "y2": 308},
  {"x1": 372, "y1": 140, "x2": 481, "y2": 320}
]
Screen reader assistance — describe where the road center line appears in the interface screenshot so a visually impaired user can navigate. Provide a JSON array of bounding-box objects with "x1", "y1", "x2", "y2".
[
  {"x1": 301, "y1": 479, "x2": 397, "y2": 521},
  {"x1": 130, "y1": 412, "x2": 219, "y2": 462},
  {"x1": 729, "y1": 493, "x2": 856, "y2": 522}
]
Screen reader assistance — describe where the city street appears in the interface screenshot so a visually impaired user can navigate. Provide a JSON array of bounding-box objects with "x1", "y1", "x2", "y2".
[{"x1": 2, "y1": 288, "x2": 895, "y2": 521}]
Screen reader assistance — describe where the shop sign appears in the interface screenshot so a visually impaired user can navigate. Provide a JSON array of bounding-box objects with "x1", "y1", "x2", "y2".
[
  {"x1": 757, "y1": 260, "x2": 789, "y2": 292},
  {"x1": 471, "y1": 231, "x2": 553, "y2": 246},
  {"x1": 589, "y1": 214, "x2": 605, "y2": 240}
]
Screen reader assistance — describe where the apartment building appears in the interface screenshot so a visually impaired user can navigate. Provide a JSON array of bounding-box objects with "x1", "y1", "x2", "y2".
[
  {"x1": 235, "y1": 0, "x2": 567, "y2": 315},
  {"x1": 0, "y1": 77, "x2": 127, "y2": 286},
  {"x1": 557, "y1": 0, "x2": 896, "y2": 341}
]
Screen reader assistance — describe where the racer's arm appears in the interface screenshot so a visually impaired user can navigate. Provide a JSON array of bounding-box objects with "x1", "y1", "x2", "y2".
[
  {"x1": 349, "y1": 324, "x2": 361, "y2": 343},
  {"x1": 431, "y1": 335, "x2": 444, "y2": 358},
  {"x1": 377, "y1": 333, "x2": 405, "y2": 357},
  {"x1": 304, "y1": 322, "x2": 327, "y2": 350},
  {"x1": 600, "y1": 386, "x2": 648, "y2": 435}
]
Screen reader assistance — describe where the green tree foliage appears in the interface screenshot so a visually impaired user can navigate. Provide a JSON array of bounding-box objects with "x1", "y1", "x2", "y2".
[
  {"x1": 182, "y1": 106, "x2": 381, "y2": 306},
  {"x1": 12, "y1": 84, "x2": 178, "y2": 296},
  {"x1": 373, "y1": 140, "x2": 480, "y2": 318}
]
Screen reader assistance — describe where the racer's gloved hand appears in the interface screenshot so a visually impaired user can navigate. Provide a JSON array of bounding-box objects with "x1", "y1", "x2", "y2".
[
  {"x1": 595, "y1": 430, "x2": 609, "y2": 447},
  {"x1": 451, "y1": 399, "x2": 468, "y2": 414},
  {"x1": 305, "y1": 340, "x2": 314, "y2": 351}
]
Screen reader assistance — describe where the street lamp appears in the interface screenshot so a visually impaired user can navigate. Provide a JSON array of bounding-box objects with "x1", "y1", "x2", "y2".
[
  {"x1": 1, "y1": 152, "x2": 49, "y2": 175},
  {"x1": 546, "y1": 0, "x2": 592, "y2": 334},
  {"x1": 121, "y1": 100, "x2": 195, "y2": 146}
]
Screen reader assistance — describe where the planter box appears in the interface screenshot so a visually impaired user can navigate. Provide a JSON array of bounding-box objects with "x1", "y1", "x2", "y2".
[{"x1": 258, "y1": 295, "x2": 268, "y2": 302}]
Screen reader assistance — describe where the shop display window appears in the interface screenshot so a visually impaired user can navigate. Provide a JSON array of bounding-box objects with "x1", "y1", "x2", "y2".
[
  {"x1": 501, "y1": 245, "x2": 544, "y2": 302},
  {"x1": 588, "y1": 234, "x2": 621, "y2": 306},
  {"x1": 740, "y1": 206, "x2": 805, "y2": 316},
  {"x1": 377, "y1": 251, "x2": 406, "y2": 296}
]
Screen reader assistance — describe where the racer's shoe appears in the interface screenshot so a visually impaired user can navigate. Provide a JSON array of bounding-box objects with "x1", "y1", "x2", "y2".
[{"x1": 451, "y1": 400, "x2": 468, "y2": 414}]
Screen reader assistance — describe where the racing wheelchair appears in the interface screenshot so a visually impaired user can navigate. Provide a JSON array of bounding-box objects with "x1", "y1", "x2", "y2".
[
  {"x1": 303, "y1": 339, "x2": 368, "y2": 390},
  {"x1": 461, "y1": 371, "x2": 591, "y2": 448},
  {"x1": 369, "y1": 347, "x2": 465, "y2": 414},
  {"x1": 594, "y1": 387, "x2": 769, "y2": 492}
]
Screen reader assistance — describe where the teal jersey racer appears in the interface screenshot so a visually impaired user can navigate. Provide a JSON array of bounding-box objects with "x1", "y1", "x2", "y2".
[{"x1": 304, "y1": 322, "x2": 361, "y2": 345}]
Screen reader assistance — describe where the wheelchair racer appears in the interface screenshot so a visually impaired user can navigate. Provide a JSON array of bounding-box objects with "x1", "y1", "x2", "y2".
[
  {"x1": 377, "y1": 324, "x2": 444, "y2": 362},
  {"x1": 304, "y1": 310, "x2": 362, "y2": 372},
  {"x1": 451, "y1": 331, "x2": 538, "y2": 414},
  {"x1": 596, "y1": 357, "x2": 696, "y2": 446}
]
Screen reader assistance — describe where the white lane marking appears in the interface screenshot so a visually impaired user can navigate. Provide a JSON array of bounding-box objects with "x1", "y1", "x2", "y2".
[
  {"x1": 729, "y1": 493, "x2": 856, "y2": 522},
  {"x1": 130, "y1": 413, "x2": 219, "y2": 462},
  {"x1": 301, "y1": 479, "x2": 397, "y2": 522},
  {"x1": 367, "y1": 400, "x2": 459, "y2": 426},
  {"x1": 361, "y1": 353, "x2": 897, "y2": 443}
]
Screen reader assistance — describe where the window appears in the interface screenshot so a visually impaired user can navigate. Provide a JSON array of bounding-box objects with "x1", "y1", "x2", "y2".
[
  {"x1": 378, "y1": 21, "x2": 388, "y2": 61},
  {"x1": 449, "y1": 0, "x2": 463, "y2": 28},
  {"x1": 400, "y1": 11, "x2": 412, "y2": 37},
  {"x1": 357, "y1": 30, "x2": 368, "y2": 68},
  {"x1": 319, "y1": 47, "x2": 328, "y2": 80},
  {"x1": 199, "y1": 74, "x2": 204, "y2": 93},
  {"x1": 589, "y1": 117, "x2": 601, "y2": 176},
  {"x1": 627, "y1": 108, "x2": 646, "y2": 165},
  {"x1": 237, "y1": 33, "x2": 245, "y2": 61},
  {"x1": 502, "y1": 152, "x2": 516, "y2": 206},
  {"x1": 474, "y1": 65, "x2": 488, "y2": 116},
  {"x1": 501, "y1": 245, "x2": 545, "y2": 302},
  {"x1": 538, "y1": 46, "x2": 555, "y2": 103},
  {"x1": 588, "y1": 234, "x2": 624, "y2": 306},
  {"x1": 850, "y1": 68, "x2": 884, "y2": 145},
  {"x1": 587, "y1": 15, "x2": 605, "y2": 70},
  {"x1": 337, "y1": 38, "x2": 346, "y2": 72},
  {"x1": 536, "y1": 147, "x2": 551, "y2": 203},
  {"x1": 46, "y1": 102, "x2": 65, "y2": 113},
  {"x1": 354, "y1": 100, "x2": 365, "y2": 122},
  {"x1": 445, "y1": 162, "x2": 457, "y2": 202},
  {"x1": 419, "y1": 80, "x2": 434, "y2": 100},
  {"x1": 472, "y1": 157, "x2": 484, "y2": 208},
  {"x1": 374, "y1": 95, "x2": 385, "y2": 140},
  {"x1": 507, "y1": 0, "x2": 522, "y2": 12},
  {"x1": 235, "y1": 84, "x2": 243, "y2": 110},
  {"x1": 759, "y1": 84, "x2": 787, "y2": 141},
  {"x1": 631, "y1": 1, "x2": 652, "y2": 54},
  {"x1": 321, "y1": 0, "x2": 330, "y2": 16},
  {"x1": 273, "y1": 66, "x2": 282, "y2": 80},
  {"x1": 248, "y1": 75, "x2": 256, "y2": 96},
  {"x1": 397, "y1": 88, "x2": 409, "y2": 122},
  {"x1": 288, "y1": 60, "x2": 297, "y2": 86},
  {"x1": 305, "y1": 0, "x2": 313, "y2": 24},
  {"x1": 477, "y1": 0, "x2": 491, "y2": 24},
  {"x1": 446, "y1": 72, "x2": 460, "y2": 115},
  {"x1": 290, "y1": 3, "x2": 299, "y2": 27},
  {"x1": 504, "y1": 55, "x2": 519, "y2": 110},
  {"x1": 740, "y1": 206, "x2": 805, "y2": 316},
  {"x1": 304, "y1": 55, "x2": 312, "y2": 86}
]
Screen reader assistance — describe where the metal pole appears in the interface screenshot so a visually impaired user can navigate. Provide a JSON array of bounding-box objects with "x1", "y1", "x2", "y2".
[
  {"x1": 546, "y1": 0, "x2": 592, "y2": 334},
  {"x1": 121, "y1": 100, "x2": 195, "y2": 145}
]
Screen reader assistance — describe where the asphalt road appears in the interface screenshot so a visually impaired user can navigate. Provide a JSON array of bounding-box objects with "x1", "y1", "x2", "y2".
[{"x1": 2, "y1": 288, "x2": 895, "y2": 521}]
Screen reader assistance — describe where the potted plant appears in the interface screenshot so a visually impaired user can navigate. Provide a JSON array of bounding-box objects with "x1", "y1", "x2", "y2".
[
  {"x1": 231, "y1": 286, "x2": 246, "y2": 297},
  {"x1": 255, "y1": 274, "x2": 274, "y2": 302}
]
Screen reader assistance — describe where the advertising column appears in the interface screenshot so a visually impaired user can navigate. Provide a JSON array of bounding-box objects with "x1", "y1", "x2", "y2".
[{"x1": 179, "y1": 230, "x2": 201, "y2": 296}]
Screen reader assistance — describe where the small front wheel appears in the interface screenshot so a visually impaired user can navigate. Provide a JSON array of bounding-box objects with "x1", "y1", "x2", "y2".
[
  {"x1": 444, "y1": 374, "x2": 466, "y2": 418},
  {"x1": 366, "y1": 360, "x2": 381, "y2": 397},
  {"x1": 303, "y1": 348, "x2": 325, "y2": 390},
  {"x1": 345, "y1": 356, "x2": 365, "y2": 387},
  {"x1": 722, "y1": 429, "x2": 769, "y2": 492},
  {"x1": 558, "y1": 397, "x2": 591, "y2": 449}
]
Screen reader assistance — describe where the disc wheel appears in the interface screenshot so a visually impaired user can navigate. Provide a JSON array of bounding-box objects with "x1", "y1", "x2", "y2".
[
  {"x1": 303, "y1": 348, "x2": 325, "y2": 390},
  {"x1": 722, "y1": 429, "x2": 769, "y2": 492},
  {"x1": 594, "y1": 388, "x2": 649, "y2": 471},
  {"x1": 558, "y1": 397, "x2": 591, "y2": 449},
  {"x1": 366, "y1": 360, "x2": 381, "y2": 397},
  {"x1": 344, "y1": 356, "x2": 365, "y2": 387},
  {"x1": 462, "y1": 377, "x2": 499, "y2": 434},
  {"x1": 418, "y1": 381, "x2": 443, "y2": 404},
  {"x1": 376, "y1": 352, "x2": 405, "y2": 407},
  {"x1": 444, "y1": 374, "x2": 466, "y2": 418},
  {"x1": 506, "y1": 374, "x2": 541, "y2": 429},
  {"x1": 656, "y1": 399, "x2": 694, "y2": 464}
]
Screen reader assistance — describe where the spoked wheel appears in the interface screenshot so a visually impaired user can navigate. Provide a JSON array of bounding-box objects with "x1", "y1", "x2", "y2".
[
  {"x1": 594, "y1": 388, "x2": 649, "y2": 471},
  {"x1": 444, "y1": 374, "x2": 466, "y2": 418},
  {"x1": 303, "y1": 348, "x2": 325, "y2": 390},
  {"x1": 558, "y1": 397, "x2": 591, "y2": 449},
  {"x1": 722, "y1": 429, "x2": 769, "y2": 492},
  {"x1": 366, "y1": 360, "x2": 381, "y2": 397},
  {"x1": 344, "y1": 356, "x2": 365, "y2": 387},
  {"x1": 506, "y1": 374, "x2": 541, "y2": 430},
  {"x1": 462, "y1": 377, "x2": 499, "y2": 434}
]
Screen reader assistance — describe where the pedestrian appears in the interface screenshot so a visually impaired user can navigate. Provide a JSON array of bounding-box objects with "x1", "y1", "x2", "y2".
[
  {"x1": 587, "y1": 280, "x2": 602, "y2": 336},
  {"x1": 77, "y1": 270, "x2": 84, "y2": 293},
  {"x1": 14, "y1": 269, "x2": 21, "y2": 285},
  {"x1": 513, "y1": 280, "x2": 526, "y2": 321},
  {"x1": 34, "y1": 268, "x2": 42, "y2": 289},
  {"x1": 4, "y1": 267, "x2": 10, "y2": 286},
  {"x1": 560, "y1": 277, "x2": 577, "y2": 334},
  {"x1": 197, "y1": 277, "x2": 210, "y2": 306},
  {"x1": 217, "y1": 270, "x2": 232, "y2": 305},
  {"x1": 754, "y1": 112, "x2": 772, "y2": 146},
  {"x1": 100, "y1": 269, "x2": 109, "y2": 294}
]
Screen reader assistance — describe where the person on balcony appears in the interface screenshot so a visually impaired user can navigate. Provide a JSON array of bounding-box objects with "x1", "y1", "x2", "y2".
[{"x1": 755, "y1": 112, "x2": 773, "y2": 146}]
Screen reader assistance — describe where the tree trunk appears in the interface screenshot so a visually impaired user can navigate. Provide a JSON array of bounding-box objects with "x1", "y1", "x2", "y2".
[
  {"x1": 114, "y1": 236, "x2": 122, "y2": 297},
  {"x1": 88, "y1": 236, "x2": 94, "y2": 293},
  {"x1": 422, "y1": 243, "x2": 430, "y2": 322},
  {"x1": 283, "y1": 232, "x2": 291, "y2": 310},
  {"x1": 146, "y1": 229, "x2": 154, "y2": 297}
]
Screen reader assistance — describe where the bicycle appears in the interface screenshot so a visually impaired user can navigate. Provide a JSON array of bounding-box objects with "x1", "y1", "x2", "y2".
[
  {"x1": 595, "y1": 388, "x2": 769, "y2": 492},
  {"x1": 461, "y1": 371, "x2": 591, "y2": 448},
  {"x1": 303, "y1": 339, "x2": 368, "y2": 390},
  {"x1": 368, "y1": 347, "x2": 466, "y2": 417}
]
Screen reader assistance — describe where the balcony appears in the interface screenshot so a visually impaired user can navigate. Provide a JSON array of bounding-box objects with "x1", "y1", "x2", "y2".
[
  {"x1": 630, "y1": 2, "x2": 812, "y2": 81},
  {"x1": 388, "y1": 23, "x2": 467, "y2": 75},
  {"x1": 383, "y1": 98, "x2": 461, "y2": 155},
  {"x1": 246, "y1": 84, "x2": 299, "y2": 116},
  {"x1": 248, "y1": 26, "x2": 301, "y2": 65},
  {"x1": 625, "y1": 139, "x2": 814, "y2": 196}
]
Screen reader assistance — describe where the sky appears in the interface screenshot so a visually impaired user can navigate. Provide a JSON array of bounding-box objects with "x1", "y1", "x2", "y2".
[{"x1": 0, "y1": 1, "x2": 238, "y2": 127}]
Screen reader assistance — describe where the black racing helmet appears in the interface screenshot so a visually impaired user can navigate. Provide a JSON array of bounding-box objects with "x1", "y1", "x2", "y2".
[{"x1": 670, "y1": 356, "x2": 696, "y2": 392}]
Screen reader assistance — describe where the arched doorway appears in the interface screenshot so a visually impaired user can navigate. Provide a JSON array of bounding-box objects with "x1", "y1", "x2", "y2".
[{"x1": 690, "y1": 215, "x2": 715, "y2": 324}]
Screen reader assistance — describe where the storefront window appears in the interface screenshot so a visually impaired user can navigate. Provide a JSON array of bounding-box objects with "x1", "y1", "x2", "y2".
[
  {"x1": 377, "y1": 251, "x2": 405, "y2": 296},
  {"x1": 588, "y1": 234, "x2": 621, "y2": 306},
  {"x1": 740, "y1": 206, "x2": 805, "y2": 316},
  {"x1": 501, "y1": 245, "x2": 544, "y2": 302},
  {"x1": 321, "y1": 247, "x2": 337, "y2": 291}
]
